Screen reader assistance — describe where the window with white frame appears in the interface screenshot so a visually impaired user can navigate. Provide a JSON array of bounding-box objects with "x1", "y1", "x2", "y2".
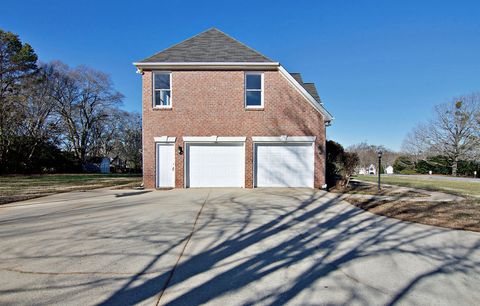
[
  {"x1": 245, "y1": 73, "x2": 263, "y2": 108},
  {"x1": 153, "y1": 72, "x2": 171, "y2": 107}
]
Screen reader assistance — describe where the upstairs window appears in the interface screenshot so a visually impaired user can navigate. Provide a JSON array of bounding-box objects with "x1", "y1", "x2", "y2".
[
  {"x1": 153, "y1": 72, "x2": 171, "y2": 107},
  {"x1": 245, "y1": 73, "x2": 263, "y2": 108}
]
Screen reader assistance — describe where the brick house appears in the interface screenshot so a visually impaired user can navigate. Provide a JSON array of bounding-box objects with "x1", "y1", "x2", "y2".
[{"x1": 134, "y1": 28, "x2": 333, "y2": 189}]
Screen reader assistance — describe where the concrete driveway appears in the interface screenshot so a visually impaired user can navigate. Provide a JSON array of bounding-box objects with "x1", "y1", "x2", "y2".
[{"x1": 0, "y1": 188, "x2": 479, "y2": 306}]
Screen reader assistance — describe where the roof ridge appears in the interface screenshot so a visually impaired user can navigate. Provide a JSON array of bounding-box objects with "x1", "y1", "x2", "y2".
[
  {"x1": 139, "y1": 28, "x2": 217, "y2": 62},
  {"x1": 212, "y1": 28, "x2": 274, "y2": 62}
]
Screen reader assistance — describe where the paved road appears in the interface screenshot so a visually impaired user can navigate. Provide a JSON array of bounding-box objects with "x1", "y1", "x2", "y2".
[
  {"x1": 389, "y1": 174, "x2": 480, "y2": 183},
  {"x1": 0, "y1": 188, "x2": 479, "y2": 305}
]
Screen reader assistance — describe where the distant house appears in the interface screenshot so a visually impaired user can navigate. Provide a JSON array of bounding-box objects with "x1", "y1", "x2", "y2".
[
  {"x1": 368, "y1": 164, "x2": 376, "y2": 175},
  {"x1": 358, "y1": 168, "x2": 367, "y2": 175},
  {"x1": 385, "y1": 165, "x2": 394, "y2": 175},
  {"x1": 100, "y1": 157, "x2": 110, "y2": 174}
]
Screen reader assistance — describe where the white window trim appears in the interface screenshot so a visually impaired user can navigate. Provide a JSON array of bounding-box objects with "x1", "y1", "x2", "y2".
[
  {"x1": 245, "y1": 72, "x2": 264, "y2": 109},
  {"x1": 153, "y1": 71, "x2": 172, "y2": 108}
]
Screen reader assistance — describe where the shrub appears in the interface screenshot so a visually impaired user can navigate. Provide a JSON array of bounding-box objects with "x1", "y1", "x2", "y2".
[
  {"x1": 457, "y1": 160, "x2": 480, "y2": 176},
  {"x1": 326, "y1": 140, "x2": 359, "y2": 189},
  {"x1": 426, "y1": 155, "x2": 450, "y2": 175},
  {"x1": 415, "y1": 159, "x2": 431, "y2": 174},
  {"x1": 393, "y1": 156, "x2": 415, "y2": 173},
  {"x1": 2, "y1": 136, "x2": 81, "y2": 174},
  {"x1": 400, "y1": 169, "x2": 417, "y2": 175}
]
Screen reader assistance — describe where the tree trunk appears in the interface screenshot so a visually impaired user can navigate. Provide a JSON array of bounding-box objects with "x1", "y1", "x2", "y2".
[{"x1": 452, "y1": 156, "x2": 458, "y2": 176}]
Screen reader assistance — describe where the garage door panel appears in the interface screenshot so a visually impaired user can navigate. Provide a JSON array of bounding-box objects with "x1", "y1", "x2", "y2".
[
  {"x1": 187, "y1": 143, "x2": 244, "y2": 187},
  {"x1": 255, "y1": 143, "x2": 314, "y2": 187}
]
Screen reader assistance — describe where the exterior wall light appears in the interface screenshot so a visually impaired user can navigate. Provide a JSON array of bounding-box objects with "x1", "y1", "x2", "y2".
[
  {"x1": 317, "y1": 144, "x2": 324, "y2": 154},
  {"x1": 178, "y1": 145, "x2": 183, "y2": 155}
]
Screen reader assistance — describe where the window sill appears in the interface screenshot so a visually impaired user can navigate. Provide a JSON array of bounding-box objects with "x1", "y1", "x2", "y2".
[
  {"x1": 153, "y1": 107, "x2": 173, "y2": 111},
  {"x1": 245, "y1": 107, "x2": 264, "y2": 111}
]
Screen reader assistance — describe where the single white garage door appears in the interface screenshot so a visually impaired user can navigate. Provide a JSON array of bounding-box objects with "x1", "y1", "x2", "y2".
[
  {"x1": 186, "y1": 143, "x2": 245, "y2": 187},
  {"x1": 255, "y1": 143, "x2": 314, "y2": 187}
]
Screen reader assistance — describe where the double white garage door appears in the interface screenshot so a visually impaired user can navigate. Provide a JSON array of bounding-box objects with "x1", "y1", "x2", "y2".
[{"x1": 158, "y1": 140, "x2": 314, "y2": 188}]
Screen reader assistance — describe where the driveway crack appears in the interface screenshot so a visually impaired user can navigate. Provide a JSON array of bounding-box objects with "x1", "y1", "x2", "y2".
[
  {"x1": 155, "y1": 190, "x2": 211, "y2": 306},
  {"x1": 2, "y1": 267, "x2": 157, "y2": 276}
]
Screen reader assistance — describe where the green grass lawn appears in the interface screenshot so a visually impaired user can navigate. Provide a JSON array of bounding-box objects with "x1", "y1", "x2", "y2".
[
  {"x1": 354, "y1": 175, "x2": 480, "y2": 197},
  {"x1": 0, "y1": 174, "x2": 142, "y2": 204}
]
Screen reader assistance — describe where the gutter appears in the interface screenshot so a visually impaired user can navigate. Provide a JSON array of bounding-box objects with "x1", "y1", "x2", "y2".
[{"x1": 133, "y1": 62, "x2": 280, "y2": 71}]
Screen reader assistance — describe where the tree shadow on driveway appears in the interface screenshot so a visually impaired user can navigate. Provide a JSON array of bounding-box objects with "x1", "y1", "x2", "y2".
[{"x1": 98, "y1": 189, "x2": 480, "y2": 306}]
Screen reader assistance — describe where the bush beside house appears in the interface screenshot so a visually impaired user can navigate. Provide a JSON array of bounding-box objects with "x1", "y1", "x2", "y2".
[{"x1": 326, "y1": 140, "x2": 359, "y2": 189}]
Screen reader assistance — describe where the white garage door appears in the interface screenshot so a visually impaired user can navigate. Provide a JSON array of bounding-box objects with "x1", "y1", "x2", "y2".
[
  {"x1": 255, "y1": 143, "x2": 314, "y2": 187},
  {"x1": 186, "y1": 143, "x2": 245, "y2": 187}
]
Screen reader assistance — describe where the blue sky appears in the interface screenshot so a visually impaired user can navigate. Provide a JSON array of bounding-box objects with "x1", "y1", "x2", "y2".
[{"x1": 1, "y1": 0, "x2": 479, "y2": 150}]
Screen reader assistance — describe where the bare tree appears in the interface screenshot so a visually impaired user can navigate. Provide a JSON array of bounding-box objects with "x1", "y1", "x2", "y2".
[
  {"x1": 119, "y1": 112, "x2": 142, "y2": 171},
  {"x1": 0, "y1": 29, "x2": 137, "y2": 174},
  {"x1": 50, "y1": 62, "x2": 123, "y2": 167},
  {"x1": 19, "y1": 63, "x2": 60, "y2": 162},
  {"x1": 400, "y1": 123, "x2": 430, "y2": 162},
  {"x1": 473, "y1": 100, "x2": 480, "y2": 159},
  {"x1": 347, "y1": 142, "x2": 398, "y2": 169},
  {"x1": 89, "y1": 108, "x2": 126, "y2": 158},
  {"x1": 404, "y1": 93, "x2": 480, "y2": 176},
  {"x1": 347, "y1": 142, "x2": 376, "y2": 168}
]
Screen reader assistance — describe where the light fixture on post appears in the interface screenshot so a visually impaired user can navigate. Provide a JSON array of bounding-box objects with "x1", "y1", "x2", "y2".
[{"x1": 377, "y1": 150, "x2": 383, "y2": 191}]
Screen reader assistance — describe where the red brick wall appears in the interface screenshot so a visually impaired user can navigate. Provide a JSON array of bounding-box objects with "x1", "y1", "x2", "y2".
[{"x1": 142, "y1": 70, "x2": 326, "y2": 188}]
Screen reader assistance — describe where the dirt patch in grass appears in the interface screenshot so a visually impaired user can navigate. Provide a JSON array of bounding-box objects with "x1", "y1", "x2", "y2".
[
  {"x1": 346, "y1": 196, "x2": 480, "y2": 232},
  {"x1": 0, "y1": 174, "x2": 142, "y2": 205},
  {"x1": 330, "y1": 180, "x2": 427, "y2": 197}
]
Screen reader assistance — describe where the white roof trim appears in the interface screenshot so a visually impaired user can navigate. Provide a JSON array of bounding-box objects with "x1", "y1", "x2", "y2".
[
  {"x1": 252, "y1": 136, "x2": 316, "y2": 142},
  {"x1": 183, "y1": 136, "x2": 246, "y2": 142},
  {"x1": 278, "y1": 66, "x2": 334, "y2": 123},
  {"x1": 134, "y1": 62, "x2": 279, "y2": 70},
  {"x1": 154, "y1": 136, "x2": 176, "y2": 143},
  {"x1": 134, "y1": 62, "x2": 279, "y2": 66}
]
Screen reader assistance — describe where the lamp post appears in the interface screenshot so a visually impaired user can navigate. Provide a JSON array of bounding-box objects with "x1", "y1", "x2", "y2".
[{"x1": 377, "y1": 150, "x2": 383, "y2": 191}]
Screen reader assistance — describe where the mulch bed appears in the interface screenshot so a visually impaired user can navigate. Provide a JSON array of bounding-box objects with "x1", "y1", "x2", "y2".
[
  {"x1": 346, "y1": 196, "x2": 480, "y2": 232},
  {"x1": 330, "y1": 180, "x2": 427, "y2": 197},
  {"x1": 332, "y1": 180, "x2": 479, "y2": 232}
]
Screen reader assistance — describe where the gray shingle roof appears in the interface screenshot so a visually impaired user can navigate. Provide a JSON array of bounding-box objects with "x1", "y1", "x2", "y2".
[
  {"x1": 289, "y1": 72, "x2": 322, "y2": 103},
  {"x1": 290, "y1": 73, "x2": 303, "y2": 84},
  {"x1": 302, "y1": 83, "x2": 321, "y2": 103},
  {"x1": 140, "y1": 28, "x2": 274, "y2": 63}
]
